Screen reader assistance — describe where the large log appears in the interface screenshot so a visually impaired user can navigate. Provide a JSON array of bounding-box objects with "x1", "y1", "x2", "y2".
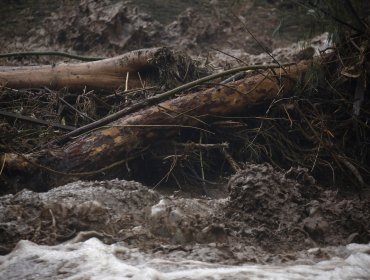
[
  {"x1": 0, "y1": 48, "x2": 194, "y2": 91},
  {"x1": 0, "y1": 60, "x2": 312, "y2": 190}
]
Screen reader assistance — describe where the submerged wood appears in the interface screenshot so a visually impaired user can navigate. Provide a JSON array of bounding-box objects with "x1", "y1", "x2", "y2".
[{"x1": 0, "y1": 60, "x2": 312, "y2": 189}]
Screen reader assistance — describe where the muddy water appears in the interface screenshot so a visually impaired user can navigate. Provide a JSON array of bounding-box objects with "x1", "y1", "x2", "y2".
[
  {"x1": 1, "y1": 170, "x2": 370, "y2": 279},
  {"x1": 1, "y1": 237, "x2": 370, "y2": 279}
]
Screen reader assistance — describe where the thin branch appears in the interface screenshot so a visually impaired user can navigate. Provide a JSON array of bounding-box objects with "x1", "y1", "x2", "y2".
[
  {"x1": 232, "y1": 11, "x2": 288, "y2": 73},
  {"x1": 57, "y1": 97, "x2": 96, "y2": 122},
  {"x1": 176, "y1": 142, "x2": 229, "y2": 150},
  {"x1": 9, "y1": 146, "x2": 148, "y2": 177},
  {"x1": 221, "y1": 148, "x2": 241, "y2": 172},
  {"x1": 0, "y1": 153, "x2": 6, "y2": 176},
  {"x1": 107, "y1": 124, "x2": 214, "y2": 134},
  {"x1": 210, "y1": 46, "x2": 249, "y2": 66},
  {"x1": 0, "y1": 51, "x2": 105, "y2": 61},
  {"x1": 44, "y1": 87, "x2": 96, "y2": 122},
  {"x1": 0, "y1": 110, "x2": 75, "y2": 131}
]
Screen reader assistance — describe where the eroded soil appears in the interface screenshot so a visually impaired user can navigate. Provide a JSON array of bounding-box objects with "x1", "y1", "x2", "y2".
[{"x1": 1, "y1": 164, "x2": 369, "y2": 264}]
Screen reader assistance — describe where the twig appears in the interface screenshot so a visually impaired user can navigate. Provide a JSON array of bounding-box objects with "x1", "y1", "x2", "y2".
[
  {"x1": 221, "y1": 72, "x2": 247, "y2": 84},
  {"x1": 282, "y1": 105, "x2": 293, "y2": 128},
  {"x1": 105, "y1": 86, "x2": 158, "y2": 98},
  {"x1": 0, "y1": 153, "x2": 6, "y2": 175},
  {"x1": 176, "y1": 142, "x2": 229, "y2": 150},
  {"x1": 338, "y1": 156, "x2": 365, "y2": 187},
  {"x1": 246, "y1": 87, "x2": 284, "y2": 150},
  {"x1": 125, "y1": 72, "x2": 130, "y2": 92},
  {"x1": 0, "y1": 51, "x2": 105, "y2": 61},
  {"x1": 199, "y1": 134, "x2": 205, "y2": 186},
  {"x1": 137, "y1": 72, "x2": 145, "y2": 88},
  {"x1": 49, "y1": 209, "x2": 56, "y2": 228},
  {"x1": 108, "y1": 124, "x2": 214, "y2": 134},
  {"x1": 57, "y1": 96, "x2": 96, "y2": 122},
  {"x1": 311, "y1": 135, "x2": 322, "y2": 172},
  {"x1": 210, "y1": 47, "x2": 249, "y2": 65},
  {"x1": 221, "y1": 148, "x2": 241, "y2": 172},
  {"x1": 233, "y1": 12, "x2": 288, "y2": 73},
  {"x1": 0, "y1": 110, "x2": 75, "y2": 131},
  {"x1": 9, "y1": 146, "x2": 149, "y2": 177},
  {"x1": 153, "y1": 154, "x2": 178, "y2": 189},
  {"x1": 157, "y1": 104, "x2": 208, "y2": 126}
]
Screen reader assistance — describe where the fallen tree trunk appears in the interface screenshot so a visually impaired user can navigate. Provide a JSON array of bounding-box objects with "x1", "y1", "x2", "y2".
[
  {"x1": 0, "y1": 47, "x2": 196, "y2": 91},
  {"x1": 0, "y1": 59, "x2": 313, "y2": 190}
]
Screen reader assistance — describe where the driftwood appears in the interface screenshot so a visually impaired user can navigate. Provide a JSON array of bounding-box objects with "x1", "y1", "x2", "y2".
[
  {"x1": 0, "y1": 48, "x2": 197, "y2": 91},
  {"x1": 0, "y1": 59, "x2": 312, "y2": 189},
  {"x1": 57, "y1": 64, "x2": 292, "y2": 144}
]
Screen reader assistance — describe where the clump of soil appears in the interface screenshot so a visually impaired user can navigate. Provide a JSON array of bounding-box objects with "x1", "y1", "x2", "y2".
[
  {"x1": 1, "y1": 164, "x2": 369, "y2": 264},
  {"x1": 40, "y1": 1, "x2": 163, "y2": 54},
  {"x1": 224, "y1": 163, "x2": 370, "y2": 255},
  {"x1": 0, "y1": 180, "x2": 161, "y2": 254}
]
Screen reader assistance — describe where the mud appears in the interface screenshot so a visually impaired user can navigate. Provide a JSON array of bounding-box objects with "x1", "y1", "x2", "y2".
[
  {"x1": 0, "y1": 1, "x2": 369, "y2": 278},
  {"x1": 0, "y1": 0, "x2": 322, "y2": 66},
  {"x1": 1, "y1": 164, "x2": 369, "y2": 266}
]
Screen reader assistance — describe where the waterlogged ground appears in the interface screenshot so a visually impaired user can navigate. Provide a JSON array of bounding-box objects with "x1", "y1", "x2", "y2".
[{"x1": 1, "y1": 164, "x2": 370, "y2": 279}]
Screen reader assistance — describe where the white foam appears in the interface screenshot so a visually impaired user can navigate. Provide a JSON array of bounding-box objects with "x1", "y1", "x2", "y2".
[{"x1": 1, "y1": 238, "x2": 369, "y2": 280}]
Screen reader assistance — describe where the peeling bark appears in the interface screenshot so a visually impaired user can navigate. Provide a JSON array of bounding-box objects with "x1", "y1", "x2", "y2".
[{"x1": 0, "y1": 47, "x2": 194, "y2": 91}]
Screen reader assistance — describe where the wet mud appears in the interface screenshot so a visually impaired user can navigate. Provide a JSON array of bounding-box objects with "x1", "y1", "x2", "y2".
[
  {"x1": 1, "y1": 164, "x2": 369, "y2": 265},
  {"x1": 0, "y1": 0, "x2": 322, "y2": 66}
]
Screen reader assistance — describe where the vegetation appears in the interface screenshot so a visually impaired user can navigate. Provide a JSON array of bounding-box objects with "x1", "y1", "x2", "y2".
[{"x1": 241, "y1": 0, "x2": 370, "y2": 189}]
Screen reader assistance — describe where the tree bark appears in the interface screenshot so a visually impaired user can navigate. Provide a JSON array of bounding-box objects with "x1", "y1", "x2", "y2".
[
  {"x1": 0, "y1": 48, "x2": 177, "y2": 91},
  {"x1": 0, "y1": 60, "x2": 312, "y2": 189}
]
